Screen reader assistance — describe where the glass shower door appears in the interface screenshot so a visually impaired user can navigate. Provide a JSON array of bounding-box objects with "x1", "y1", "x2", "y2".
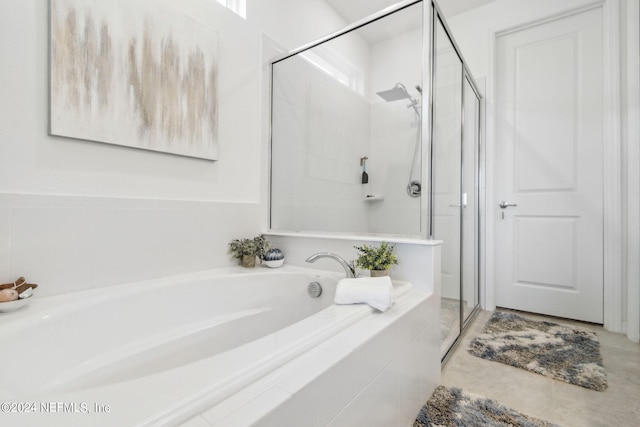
[
  {"x1": 432, "y1": 18, "x2": 463, "y2": 356},
  {"x1": 462, "y1": 75, "x2": 480, "y2": 324}
]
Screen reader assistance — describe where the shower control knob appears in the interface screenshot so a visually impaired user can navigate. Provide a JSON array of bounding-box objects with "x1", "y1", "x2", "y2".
[{"x1": 406, "y1": 181, "x2": 421, "y2": 198}]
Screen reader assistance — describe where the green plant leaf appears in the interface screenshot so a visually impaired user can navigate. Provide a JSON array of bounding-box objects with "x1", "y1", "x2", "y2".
[
  {"x1": 353, "y1": 242, "x2": 398, "y2": 270},
  {"x1": 229, "y1": 234, "x2": 272, "y2": 259}
]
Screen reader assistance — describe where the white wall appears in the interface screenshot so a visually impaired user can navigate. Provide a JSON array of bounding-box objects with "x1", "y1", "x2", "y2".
[
  {"x1": 0, "y1": 0, "x2": 353, "y2": 296},
  {"x1": 444, "y1": 0, "x2": 603, "y2": 80}
]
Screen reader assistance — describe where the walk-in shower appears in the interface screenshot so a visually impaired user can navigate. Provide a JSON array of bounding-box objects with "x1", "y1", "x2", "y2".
[
  {"x1": 269, "y1": 0, "x2": 484, "y2": 363},
  {"x1": 269, "y1": 1, "x2": 425, "y2": 237},
  {"x1": 376, "y1": 82, "x2": 423, "y2": 198}
]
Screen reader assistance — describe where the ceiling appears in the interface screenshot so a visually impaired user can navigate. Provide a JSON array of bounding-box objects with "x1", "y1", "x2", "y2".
[
  {"x1": 324, "y1": 0, "x2": 497, "y2": 25},
  {"x1": 434, "y1": 0, "x2": 497, "y2": 18}
]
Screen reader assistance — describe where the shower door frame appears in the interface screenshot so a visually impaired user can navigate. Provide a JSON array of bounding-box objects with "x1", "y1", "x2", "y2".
[
  {"x1": 268, "y1": 0, "x2": 432, "y2": 240},
  {"x1": 460, "y1": 69, "x2": 483, "y2": 341},
  {"x1": 429, "y1": 1, "x2": 484, "y2": 363}
]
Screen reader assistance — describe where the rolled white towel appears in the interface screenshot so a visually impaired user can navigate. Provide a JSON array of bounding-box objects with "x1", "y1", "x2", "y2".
[{"x1": 334, "y1": 276, "x2": 394, "y2": 312}]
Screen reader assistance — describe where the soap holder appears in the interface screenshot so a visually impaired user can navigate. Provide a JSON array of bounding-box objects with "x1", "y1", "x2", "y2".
[{"x1": 0, "y1": 294, "x2": 33, "y2": 313}]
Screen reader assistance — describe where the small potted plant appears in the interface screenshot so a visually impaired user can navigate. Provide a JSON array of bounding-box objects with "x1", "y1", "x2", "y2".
[
  {"x1": 353, "y1": 242, "x2": 398, "y2": 277},
  {"x1": 229, "y1": 234, "x2": 272, "y2": 268}
]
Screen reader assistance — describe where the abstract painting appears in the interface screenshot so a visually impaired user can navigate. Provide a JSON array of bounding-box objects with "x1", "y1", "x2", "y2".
[{"x1": 50, "y1": 0, "x2": 219, "y2": 160}]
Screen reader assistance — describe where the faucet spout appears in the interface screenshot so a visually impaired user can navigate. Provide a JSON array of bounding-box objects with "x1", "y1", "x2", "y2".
[{"x1": 305, "y1": 252, "x2": 356, "y2": 278}]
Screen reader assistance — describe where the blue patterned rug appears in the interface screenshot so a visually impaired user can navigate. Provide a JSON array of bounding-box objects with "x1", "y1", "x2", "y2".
[
  {"x1": 469, "y1": 311, "x2": 607, "y2": 391},
  {"x1": 414, "y1": 386, "x2": 558, "y2": 427}
]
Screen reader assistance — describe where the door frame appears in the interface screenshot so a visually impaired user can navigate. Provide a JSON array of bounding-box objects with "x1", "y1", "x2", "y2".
[
  {"x1": 484, "y1": 0, "x2": 624, "y2": 332},
  {"x1": 624, "y1": 0, "x2": 640, "y2": 343}
]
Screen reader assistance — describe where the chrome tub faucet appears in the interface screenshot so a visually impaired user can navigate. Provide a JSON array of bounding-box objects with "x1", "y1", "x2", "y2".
[{"x1": 305, "y1": 252, "x2": 356, "y2": 278}]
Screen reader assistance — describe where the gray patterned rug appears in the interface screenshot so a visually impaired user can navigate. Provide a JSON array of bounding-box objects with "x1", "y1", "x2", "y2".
[
  {"x1": 469, "y1": 311, "x2": 607, "y2": 391},
  {"x1": 414, "y1": 385, "x2": 558, "y2": 427}
]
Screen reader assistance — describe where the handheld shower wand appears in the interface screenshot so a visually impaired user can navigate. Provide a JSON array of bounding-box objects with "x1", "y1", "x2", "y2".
[{"x1": 376, "y1": 83, "x2": 423, "y2": 198}]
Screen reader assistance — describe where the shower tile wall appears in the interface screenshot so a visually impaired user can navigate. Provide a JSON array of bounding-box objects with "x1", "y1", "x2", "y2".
[
  {"x1": 271, "y1": 50, "x2": 371, "y2": 233},
  {"x1": 369, "y1": 27, "x2": 423, "y2": 236},
  {"x1": 271, "y1": 12, "x2": 423, "y2": 236}
]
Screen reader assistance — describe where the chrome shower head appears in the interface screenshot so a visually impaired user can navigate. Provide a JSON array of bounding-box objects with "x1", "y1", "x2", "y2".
[
  {"x1": 376, "y1": 82, "x2": 421, "y2": 118},
  {"x1": 376, "y1": 83, "x2": 412, "y2": 102}
]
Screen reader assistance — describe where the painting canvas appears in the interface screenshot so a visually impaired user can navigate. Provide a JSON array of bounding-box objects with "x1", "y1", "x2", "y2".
[{"x1": 50, "y1": 0, "x2": 219, "y2": 160}]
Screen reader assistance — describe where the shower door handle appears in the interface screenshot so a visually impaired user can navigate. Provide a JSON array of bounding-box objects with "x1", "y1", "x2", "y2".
[
  {"x1": 449, "y1": 193, "x2": 468, "y2": 208},
  {"x1": 499, "y1": 201, "x2": 517, "y2": 209}
]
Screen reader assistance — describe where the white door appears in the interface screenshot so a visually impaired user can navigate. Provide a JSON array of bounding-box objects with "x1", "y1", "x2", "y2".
[{"x1": 494, "y1": 7, "x2": 604, "y2": 323}]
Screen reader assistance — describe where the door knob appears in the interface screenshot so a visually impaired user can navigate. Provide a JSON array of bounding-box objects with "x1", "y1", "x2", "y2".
[{"x1": 499, "y1": 201, "x2": 517, "y2": 209}]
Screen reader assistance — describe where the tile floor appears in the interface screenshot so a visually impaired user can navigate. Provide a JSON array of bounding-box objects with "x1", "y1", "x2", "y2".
[{"x1": 441, "y1": 309, "x2": 640, "y2": 427}]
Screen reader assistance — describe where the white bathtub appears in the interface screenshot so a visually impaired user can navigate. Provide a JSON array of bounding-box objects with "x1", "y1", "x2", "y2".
[{"x1": 0, "y1": 265, "x2": 438, "y2": 426}]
